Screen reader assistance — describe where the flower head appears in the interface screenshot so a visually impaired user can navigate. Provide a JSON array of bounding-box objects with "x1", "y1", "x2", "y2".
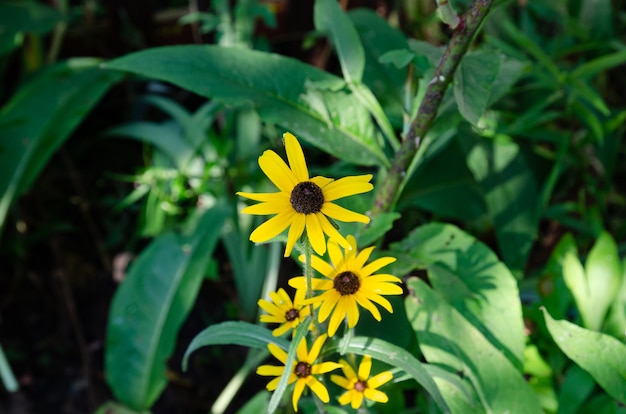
[
  {"x1": 258, "y1": 288, "x2": 311, "y2": 337},
  {"x1": 289, "y1": 235, "x2": 403, "y2": 336},
  {"x1": 256, "y1": 334, "x2": 342, "y2": 412},
  {"x1": 331, "y1": 355, "x2": 393, "y2": 409},
  {"x1": 237, "y1": 132, "x2": 373, "y2": 257}
]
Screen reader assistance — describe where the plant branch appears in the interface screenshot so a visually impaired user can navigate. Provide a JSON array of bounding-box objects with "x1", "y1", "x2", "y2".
[{"x1": 371, "y1": 0, "x2": 495, "y2": 216}]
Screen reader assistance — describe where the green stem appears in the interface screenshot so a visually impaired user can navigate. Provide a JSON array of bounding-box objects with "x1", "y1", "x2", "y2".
[
  {"x1": 0, "y1": 343, "x2": 18, "y2": 392},
  {"x1": 371, "y1": 0, "x2": 495, "y2": 216}
]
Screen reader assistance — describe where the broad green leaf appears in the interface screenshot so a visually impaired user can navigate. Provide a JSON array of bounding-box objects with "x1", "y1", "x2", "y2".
[
  {"x1": 398, "y1": 136, "x2": 486, "y2": 222},
  {"x1": 539, "y1": 233, "x2": 576, "y2": 320},
  {"x1": 103, "y1": 45, "x2": 387, "y2": 167},
  {"x1": 350, "y1": 9, "x2": 409, "y2": 126},
  {"x1": 391, "y1": 223, "x2": 525, "y2": 368},
  {"x1": 105, "y1": 205, "x2": 228, "y2": 411},
  {"x1": 605, "y1": 258, "x2": 626, "y2": 340},
  {"x1": 0, "y1": 59, "x2": 121, "y2": 233},
  {"x1": 584, "y1": 232, "x2": 622, "y2": 331},
  {"x1": 460, "y1": 133, "x2": 539, "y2": 274},
  {"x1": 406, "y1": 278, "x2": 542, "y2": 413},
  {"x1": 326, "y1": 336, "x2": 450, "y2": 413},
  {"x1": 314, "y1": 0, "x2": 364, "y2": 83},
  {"x1": 0, "y1": 1, "x2": 65, "y2": 53},
  {"x1": 356, "y1": 212, "x2": 400, "y2": 247},
  {"x1": 542, "y1": 309, "x2": 626, "y2": 404},
  {"x1": 182, "y1": 321, "x2": 288, "y2": 370},
  {"x1": 454, "y1": 51, "x2": 500, "y2": 126}
]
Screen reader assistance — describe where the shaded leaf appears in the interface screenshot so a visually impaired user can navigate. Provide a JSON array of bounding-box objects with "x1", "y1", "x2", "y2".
[
  {"x1": 103, "y1": 45, "x2": 387, "y2": 166},
  {"x1": 454, "y1": 51, "x2": 500, "y2": 125}
]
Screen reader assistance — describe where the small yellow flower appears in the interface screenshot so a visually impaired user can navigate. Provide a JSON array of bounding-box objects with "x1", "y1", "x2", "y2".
[
  {"x1": 256, "y1": 334, "x2": 342, "y2": 412},
  {"x1": 331, "y1": 355, "x2": 393, "y2": 409},
  {"x1": 258, "y1": 288, "x2": 311, "y2": 336},
  {"x1": 289, "y1": 235, "x2": 403, "y2": 336},
  {"x1": 237, "y1": 132, "x2": 373, "y2": 257}
]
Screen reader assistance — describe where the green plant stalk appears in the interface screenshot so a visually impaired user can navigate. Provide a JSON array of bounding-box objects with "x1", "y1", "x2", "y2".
[
  {"x1": 0, "y1": 343, "x2": 18, "y2": 392},
  {"x1": 371, "y1": 0, "x2": 495, "y2": 216}
]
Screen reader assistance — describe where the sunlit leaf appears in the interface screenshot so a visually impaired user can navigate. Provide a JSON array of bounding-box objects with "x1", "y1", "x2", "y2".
[{"x1": 454, "y1": 50, "x2": 501, "y2": 126}]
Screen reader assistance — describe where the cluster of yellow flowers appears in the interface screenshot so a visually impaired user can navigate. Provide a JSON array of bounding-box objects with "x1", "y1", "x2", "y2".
[{"x1": 238, "y1": 132, "x2": 402, "y2": 411}]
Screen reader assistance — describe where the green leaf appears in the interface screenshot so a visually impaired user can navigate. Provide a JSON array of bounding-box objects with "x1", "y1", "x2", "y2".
[
  {"x1": 542, "y1": 308, "x2": 626, "y2": 404},
  {"x1": 460, "y1": 134, "x2": 539, "y2": 274},
  {"x1": 571, "y1": 50, "x2": 626, "y2": 80},
  {"x1": 182, "y1": 321, "x2": 288, "y2": 370},
  {"x1": 103, "y1": 45, "x2": 387, "y2": 167},
  {"x1": 235, "y1": 390, "x2": 270, "y2": 414},
  {"x1": 326, "y1": 336, "x2": 450, "y2": 413},
  {"x1": 314, "y1": 0, "x2": 364, "y2": 83},
  {"x1": 105, "y1": 205, "x2": 229, "y2": 411},
  {"x1": 557, "y1": 364, "x2": 596, "y2": 414},
  {"x1": 391, "y1": 223, "x2": 525, "y2": 368},
  {"x1": 356, "y1": 212, "x2": 400, "y2": 247},
  {"x1": 406, "y1": 278, "x2": 542, "y2": 413},
  {"x1": 605, "y1": 258, "x2": 626, "y2": 340},
  {"x1": 454, "y1": 51, "x2": 501, "y2": 126},
  {"x1": 0, "y1": 59, "x2": 121, "y2": 234},
  {"x1": 0, "y1": 1, "x2": 65, "y2": 53},
  {"x1": 93, "y1": 401, "x2": 149, "y2": 414}
]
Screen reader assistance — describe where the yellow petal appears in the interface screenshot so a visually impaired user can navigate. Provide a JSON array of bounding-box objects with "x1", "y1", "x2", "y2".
[
  {"x1": 363, "y1": 274, "x2": 403, "y2": 285},
  {"x1": 306, "y1": 376, "x2": 331, "y2": 403},
  {"x1": 321, "y1": 203, "x2": 370, "y2": 223},
  {"x1": 268, "y1": 343, "x2": 289, "y2": 364},
  {"x1": 328, "y1": 297, "x2": 348, "y2": 336},
  {"x1": 358, "y1": 355, "x2": 372, "y2": 380},
  {"x1": 305, "y1": 213, "x2": 326, "y2": 255},
  {"x1": 362, "y1": 279, "x2": 404, "y2": 295},
  {"x1": 288, "y1": 276, "x2": 307, "y2": 290},
  {"x1": 307, "y1": 334, "x2": 327, "y2": 362},
  {"x1": 368, "y1": 371, "x2": 393, "y2": 388},
  {"x1": 310, "y1": 255, "x2": 336, "y2": 278},
  {"x1": 327, "y1": 238, "x2": 345, "y2": 269},
  {"x1": 338, "y1": 390, "x2": 354, "y2": 406},
  {"x1": 310, "y1": 175, "x2": 333, "y2": 188},
  {"x1": 360, "y1": 257, "x2": 397, "y2": 277},
  {"x1": 364, "y1": 388, "x2": 389, "y2": 403},
  {"x1": 340, "y1": 359, "x2": 357, "y2": 380},
  {"x1": 257, "y1": 364, "x2": 284, "y2": 377},
  {"x1": 330, "y1": 374, "x2": 352, "y2": 390},
  {"x1": 241, "y1": 201, "x2": 291, "y2": 215},
  {"x1": 321, "y1": 174, "x2": 373, "y2": 201},
  {"x1": 312, "y1": 361, "x2": 343, "y2": 374},
  {"x1": 354, "y1": 292, "x2": 382, "y2": 321},
  {"x1": 258, "y1": 150, "x2": 297, "y2": 193},
  {"x1": 258, "y1": 299, "x2": 281, "y2": 316},
  {"x1": 249, "y1": 212, "x2": 294, "y2": 243},
  {"x1": 285, "y1": 213, "x2": 306, "y2": 257},
  {"x1": 237, "y1": 191, "x2": 286, "y2": 202},
  {"x1": 296, "y1": 336, "x2": 309, "y2": 362},
  {"x1": 361, "y1": 291, "x2": 393, "y2": 313},
  {"x1": 266, "y1": 376, "x2": 281, "y2": 391},
  {"x1": 345, "y1": 297, "x2": 360, "y2": 328},
  {"x1": 317, "y1": 214, "x2": 351, "y2": 250},
  {"x1": 284, "y1": 132, "x2": 309, "y2": 182},
  {"x1": 318, "y1": 291, "x2": 340, "y2": 323},
  {"x1": 351, "y1": 391, "x2": 364, "y2": 409},
  {"x1": 292, "y1": 379, "x2": 306, "y2": 412},
  {"x1": 272, "y1": 323, "x2": 292, "y2": 337}
]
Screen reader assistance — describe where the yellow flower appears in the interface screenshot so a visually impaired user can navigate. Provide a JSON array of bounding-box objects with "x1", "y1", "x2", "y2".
[
  {"x1": 237, "y1": 132, "x2": 373, "y2": 257},
  {"x1": 256, "y1": 334, "x2": 342, "y2": 412},
  {"x1": 258, "y1": 288, "x2": 311, "y2": 336},
  {"x1": 289, "y1": 235, "x2": 403, "y2": 336},
  {"x1": 331, "y1": 355, "x2": 393, "y2": 409}
]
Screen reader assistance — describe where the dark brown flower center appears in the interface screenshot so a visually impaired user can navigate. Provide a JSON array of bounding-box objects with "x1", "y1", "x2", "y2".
[
  {"x1": 290, "y1": 181, "x2": 324, "y2": 214},
  {"x1": 333, "y1": 271, "x2": 360, "y2": 295},
  {"x1": 285, "y1": 308, "x2": 299, "y2": 322},
  {"x1": 294, "y1": 361, "x2": 312, "y2": 378},
  {"x1": 354, "y1": 380, "x2": 367, "y2": 392}
]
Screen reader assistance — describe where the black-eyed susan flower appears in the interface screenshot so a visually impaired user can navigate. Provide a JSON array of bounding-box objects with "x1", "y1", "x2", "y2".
[
  {"x1": 237, "y1": 132, "x2": 373, "y2": 257},
  {"x1": 258, "y1": 288, "x2": 311, "y2": 337},
  {"x1": 256, "y1": 334, "x2": 342, "y2": 412},
  {"x1": 289, "y1": 235, "x2": 403, "y2": 336},
  {"x1": 331, "y1": 354, "x2": 393, "y2": 409}
]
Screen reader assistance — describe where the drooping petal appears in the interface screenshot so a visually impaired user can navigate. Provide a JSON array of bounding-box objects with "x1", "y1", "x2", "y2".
[
  {"x1": 360, "y1": 256, "x2": 397, "y2": 277},
  {"x1": 345, "y1": 297, "x2": 360, "y2": 328},
  {"x1": 284, "y1": 132, "x2": 309, "y2": 182},
  {"x1": 292, "y1": 379, "x2": 306, "y2": 412},
  {"x1": 249, "y1": 212, "x2": 294, "y2": 243},
  {"x1": 350, "y1": 391, "x2": 364, "y2": 409},
  {"x1": 368, "y1": 371, "x2": 393, "y2": 388},
  {"x1": 321, "y1": 202, "x2": 370, "y2": 223},
  {"x1": 305, "y1": 213, "x2": 326, "y2": 255},
  {"x1": 322, "y1": 174, "x2": 373, "y2": 201},
  {"x1": 306, "y1": 376, "x2": 330, "y2": 402},
  {"x1": 364, "y1": 388, "x2": 389, "y2": 403},
  {"x1": 266, "y1": 376, "x2": 281, "y2": 391},
  {"x1": 285, "y1": 212, "x2": 306, "y2": 257},
  {"x1": 360, "y1": 291, "x2": 394, "y2": 313},
  {"x1": 354, "y1": 292, "x2": 382, "y2": 321},
  {"x1": 258, "y1": 150, "x2": 298, "y2": 193},
  {"x1": 272, "y1": 322, "x2": 292, "y2": 337},
  {"x1": 357, "y1": 355, "x2": 372, "y2": 380},
  {"x1": 328, "y1": 297, "x2": 348, "y2": 336}
]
